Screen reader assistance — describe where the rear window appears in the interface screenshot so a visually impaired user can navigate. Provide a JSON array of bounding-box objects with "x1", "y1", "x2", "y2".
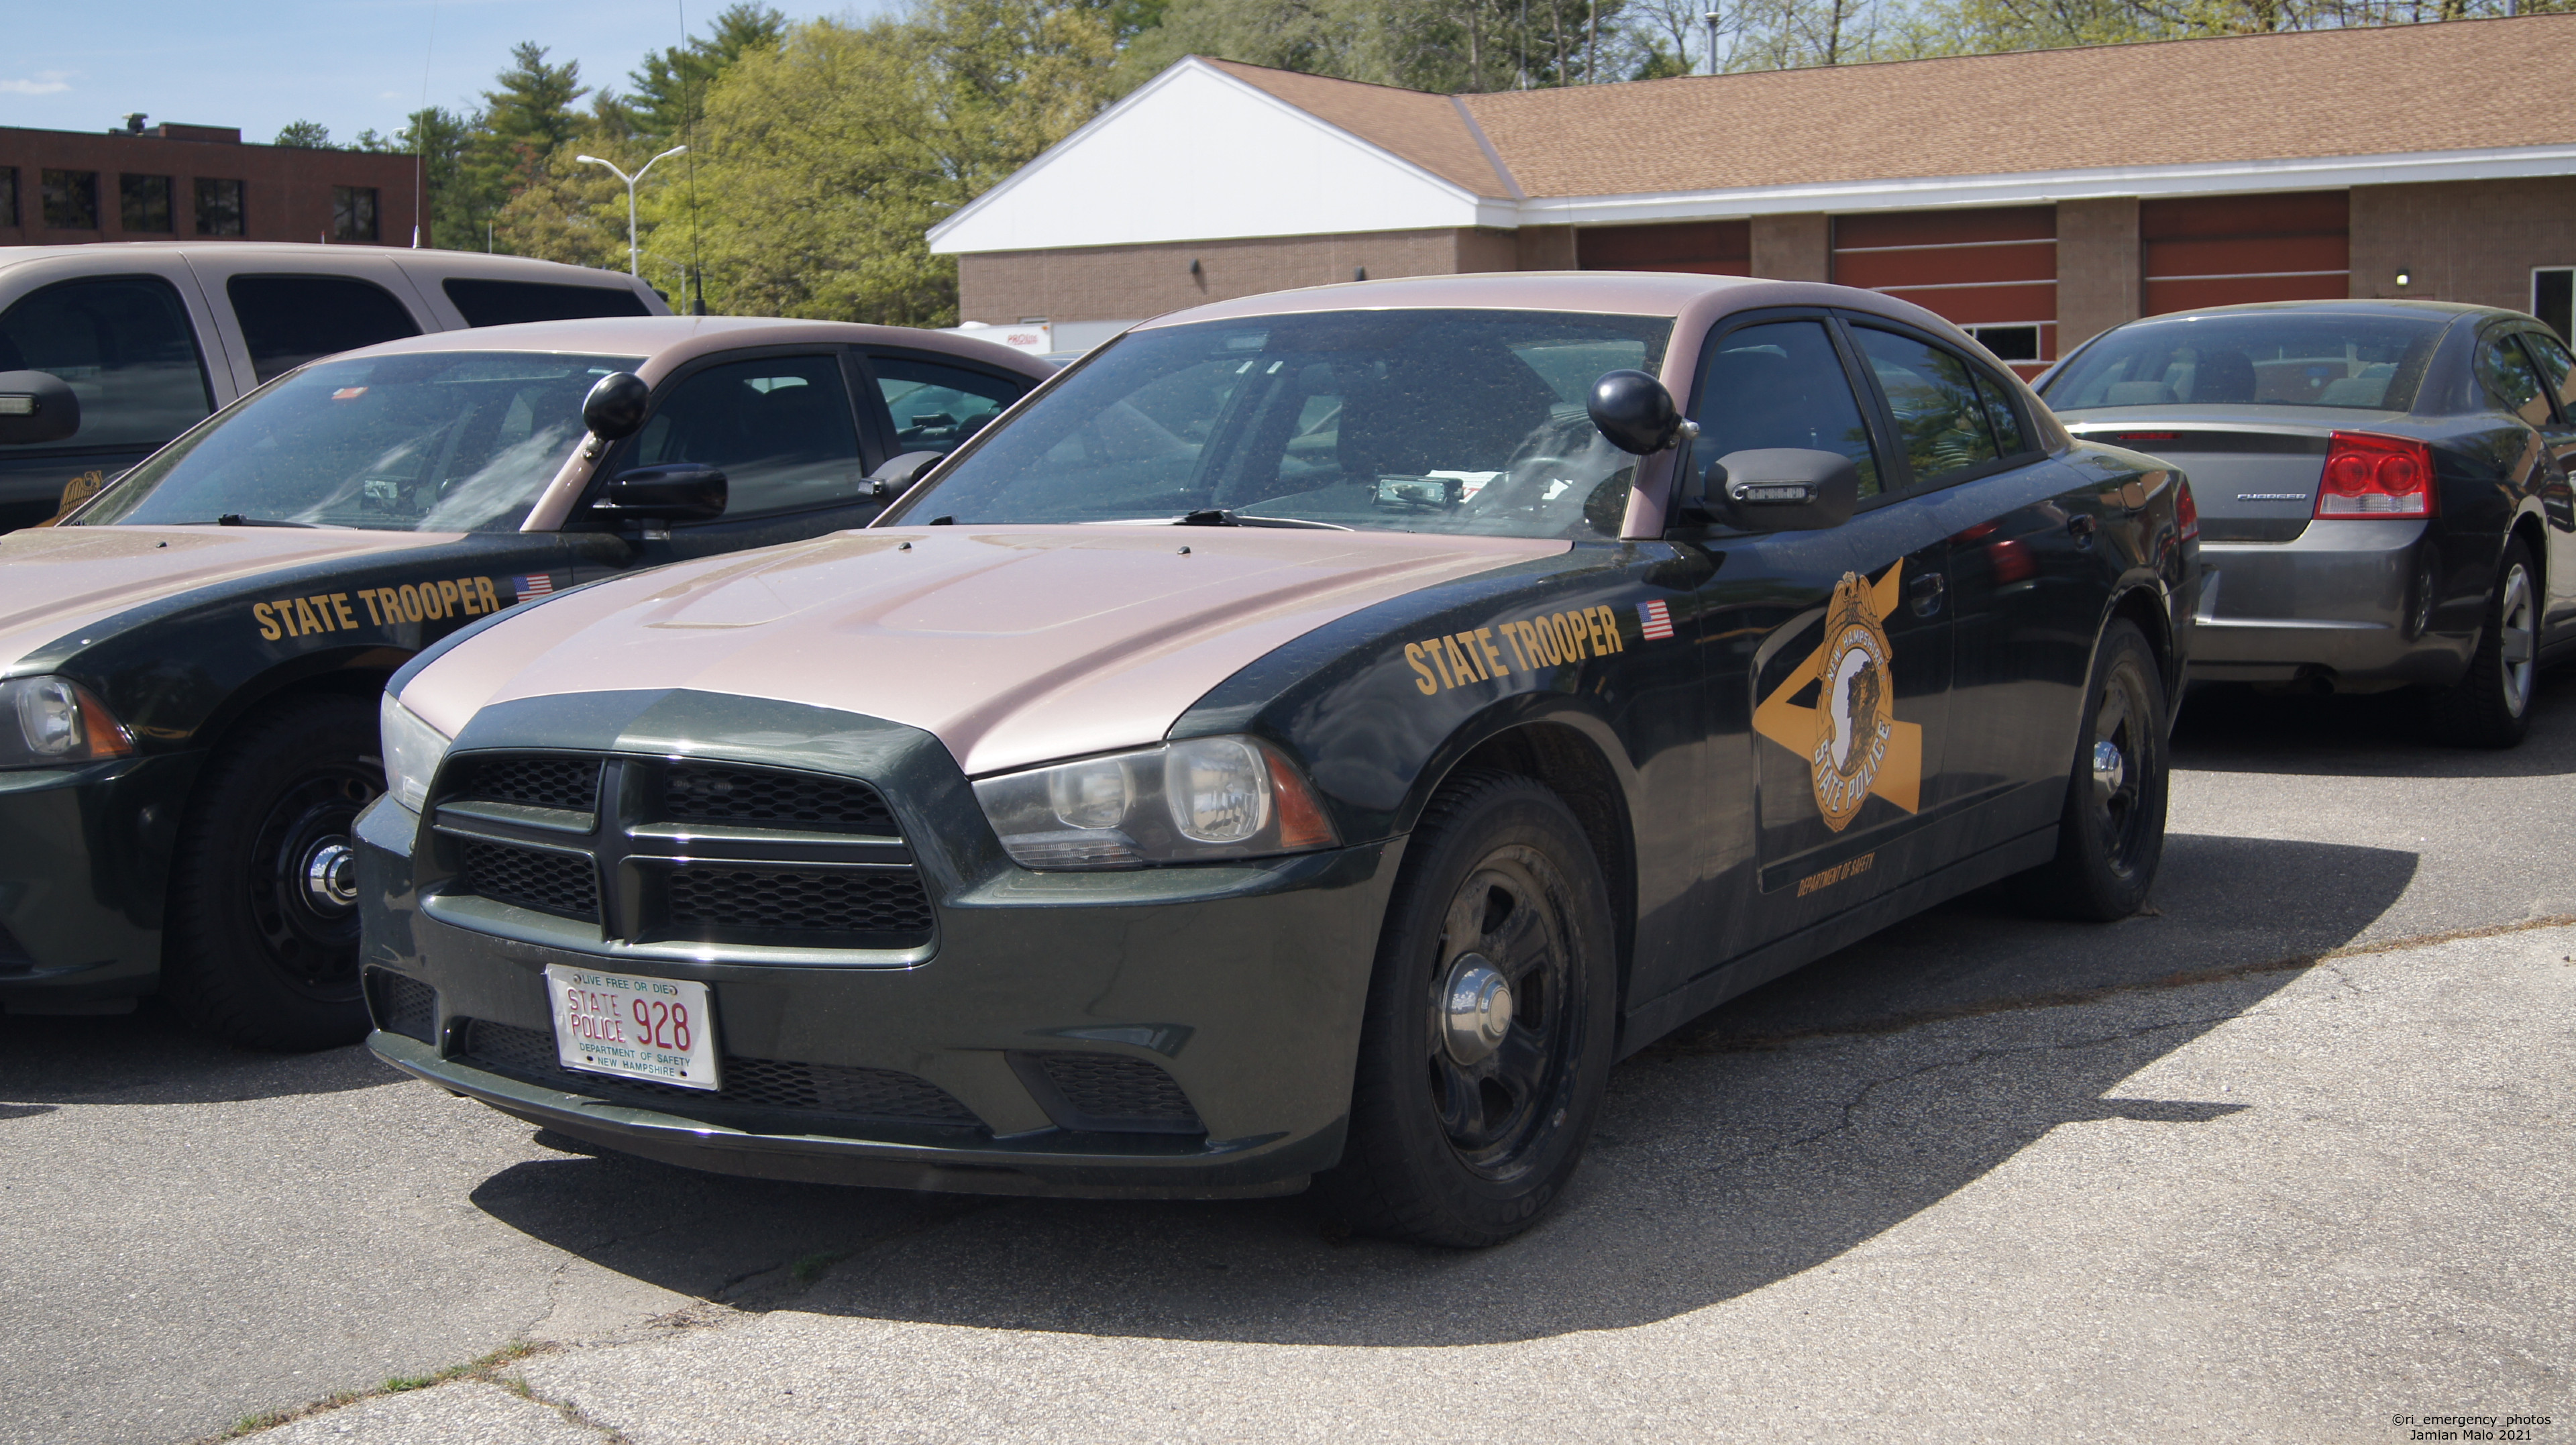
[
  {"x1": 443, "y1": 278, "x2": 651, "y2": 328},
  {"x1": 2043, "y1": 312, "x2": 2445, "y2": 411}
]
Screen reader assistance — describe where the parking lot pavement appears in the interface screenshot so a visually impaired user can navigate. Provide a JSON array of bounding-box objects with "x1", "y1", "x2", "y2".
[{"x1": 3, "y1": 674, "x2": 2572, "y2": 1445}]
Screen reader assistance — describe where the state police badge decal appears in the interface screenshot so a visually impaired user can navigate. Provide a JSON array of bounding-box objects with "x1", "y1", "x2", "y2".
[{"x1": 1753, "y1": 561, "x2": 1924, "y2": 834}]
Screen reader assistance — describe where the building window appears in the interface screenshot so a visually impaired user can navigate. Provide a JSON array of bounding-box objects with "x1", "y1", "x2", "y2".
[
  {"x1": 1967, "y1": 324, "x2": 2043, "y2": 363},
  {"x1": 41, "y1": 170, "x2": 99, "y2": 230},
  {"x1": 194, "y1": 178, "x2": 245, "y2": 237},
  {"x1": 2536, "y1": 268, "x2": 2573, "y2": 344},
  {"x1": 330, "y1": 186, "x2": 379, "y2": 243},
  {"x1": 0, "y1": 167, "x2": 17, "y2": 227},
  {"x1": 119, "y1": 174, "x2": 174, "y2": 233}
]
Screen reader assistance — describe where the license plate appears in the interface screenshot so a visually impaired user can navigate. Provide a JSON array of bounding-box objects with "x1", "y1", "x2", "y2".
[{"x1": 544, "y1": 964, "x2": 719, "y2": 1091}]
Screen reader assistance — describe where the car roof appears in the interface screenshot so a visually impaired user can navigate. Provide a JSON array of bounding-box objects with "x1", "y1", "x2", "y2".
[
  {"x1": 2102, "y1": 297, "x2": 2516, "y2": 326},
  {"x1": 323, "y1": 315, "x2": 1054, "y2": 380},
  {"x1": 0, "y1": 242, "x2": 641, "y2": 280},
  {"x1": 1138, "y1": 270, "x2": 1975, "y2": 341}
]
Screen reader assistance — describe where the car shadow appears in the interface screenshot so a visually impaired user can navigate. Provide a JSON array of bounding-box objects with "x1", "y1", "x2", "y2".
[
  {"x1": 0, "y1": 1004, "x2": 405, "y2": 1108},
  {"x1": 2170, "y1": 665, "x2": 2576, "y2": 779},
  {"x1": 466, "y1": 831, "x2": 2415, "y2": 1348}
]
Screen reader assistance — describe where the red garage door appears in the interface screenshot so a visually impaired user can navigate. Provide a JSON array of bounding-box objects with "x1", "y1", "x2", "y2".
[
  {"x1": 2141, "y1": 192, "x2": 2349, "y2": 315},
  {"x1": 1578, "y1": 221, "x2": 1752, "y2": 275},
  {"x1": 1832, "y1": 207, "x2": 2057, "y2": 377}
]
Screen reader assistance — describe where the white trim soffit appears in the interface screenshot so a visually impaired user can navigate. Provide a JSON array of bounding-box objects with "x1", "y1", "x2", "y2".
[{"x1": 1520, "y1": 144, "x2": 2576, "y2": 225}]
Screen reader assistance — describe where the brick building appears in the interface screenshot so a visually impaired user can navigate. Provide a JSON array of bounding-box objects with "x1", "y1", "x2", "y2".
[
  {"x1": 931, "y1": 15, "x2": 2576, "y2": 364},
  {"x1": 0, "y1": 119, "x2": 419, "y2": 250}
]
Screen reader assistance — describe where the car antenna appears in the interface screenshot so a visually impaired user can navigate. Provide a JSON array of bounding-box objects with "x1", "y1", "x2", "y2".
[{"x1": 413, "y1": 0, "x2": 437, "y2": 248}]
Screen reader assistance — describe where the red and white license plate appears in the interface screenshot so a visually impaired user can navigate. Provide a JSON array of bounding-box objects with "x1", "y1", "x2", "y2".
[{"x1": 544, "y1": 964, "x2": 719, "y2": 1091}]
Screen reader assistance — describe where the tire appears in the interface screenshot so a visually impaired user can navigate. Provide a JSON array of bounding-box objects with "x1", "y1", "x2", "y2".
[
  {"x1": 2426, "y1": 537, "x2": 2538, "y2": 749},
  {"x1": 2010, "y1": 619, "x2": 2169, "y2": 922},
  {"x1": 1316, "y1": 772, "x2": 1617, "y2": 1247},
  {"x1": 161, "y1": 696, "x2": 384, "y2": 1050}
]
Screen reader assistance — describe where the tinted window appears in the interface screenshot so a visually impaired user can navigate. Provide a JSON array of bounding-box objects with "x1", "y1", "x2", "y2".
[
  {"x1": 1692, "y1": 319, "x2": 1882, "y2": 500},
  {"x1": 1974, "y1": 372, "x2": 2028, "y2": 456},
  {"x1": 443, "y1": 278, "x2": 651, "y2": 328},
  {"x1": 2521, "y1": 331, "x2": 2575, "y2": 419},
  {"x1": 0, "y1": 276, "x2": 213, "y2": 449},
  {"x1": 79, "y1": 352, "x2": 638, "y2": 532},
  {"x1": 2476, "y1": 333, "x2": 2554, "y2": 427},
  {"x1": 2045, "y1": 312, "x2": 2443, "y2": 411},
  {"x1": 227, "y1": 275, "x2": 422, "y2": 384},
  {"x1": 631, "y1": 356, "x2": 864, "y2": 517},
  {"x1": 885, "y1": 309, "x2": 1673, "y2": 539},
  {"x1": 1851, "y1": 326, "x2": 2003, "y2": 488},
  {"x1": 194, "y1": 178, "x2": 245, "y2": 237},
  {"x1": 872, "y1": 356, "x2": 1028, "y2": 455}
]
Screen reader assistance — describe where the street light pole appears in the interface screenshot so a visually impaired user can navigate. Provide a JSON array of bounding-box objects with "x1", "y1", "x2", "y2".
[{"x1": 574, "y1": 145, "x2": 687, "y2": 277}]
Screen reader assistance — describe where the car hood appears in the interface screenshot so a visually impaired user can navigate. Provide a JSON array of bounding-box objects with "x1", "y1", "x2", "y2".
[
  {"x1": 0, "y1": 525, "x2": 464, "y2": 674},
  {"x1": 402, "y1": 525, "x2": 1566, "y2": 777}
]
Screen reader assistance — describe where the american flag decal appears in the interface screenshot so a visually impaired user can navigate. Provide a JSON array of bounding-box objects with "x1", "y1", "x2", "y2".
[
  {"x1": 513, "y1": 572, "x2": 555, "y2": 600},
  {"x1": 1638, "y1": 600, "x2": 1674, "y2": 641}
]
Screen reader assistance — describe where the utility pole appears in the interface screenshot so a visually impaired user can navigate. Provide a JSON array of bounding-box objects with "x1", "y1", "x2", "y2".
[
  {"x1": 1705, "y1": 8, "x2": 1723, "y2": 74},
  {"x1": 575, "y1": 146, "x2": 688, "y2": 277}
]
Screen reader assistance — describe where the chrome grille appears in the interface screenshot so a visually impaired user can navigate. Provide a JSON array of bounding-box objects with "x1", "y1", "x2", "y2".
[
  {"x1": 665, "y1": 866, "x2": 934, "y2": 939},
  {"x1": 459, "y1": 840, "x2": 598, "y2": 921},
  {"x1": 663, "y1": 763, "x2": 896, "y2": 834},
  {"x1": 457, "y1": 755, "x2": 599, "y2": 812},
  {"x1": 460, "y1": 1020, "x2": 977, "y2": 1124}
]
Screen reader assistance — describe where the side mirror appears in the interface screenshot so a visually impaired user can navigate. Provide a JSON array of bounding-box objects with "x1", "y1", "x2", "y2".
[
  {"x1": 1587, "y1": 369, "x2": 1692, "y2": 455},
  {"x1": 0, "y1": 371, "x2": 80, "y2": 446},
  {"x1": 1706, "y1": 448, "x2": 1859, "y2": 533},
  {"x1": 598, "y1": 462, "x2": 727, "y2": 522},
  {"x1": 581, "y1": 372, "x2": 652, "y2": 442},
  {"x1": 866, "y1": 449, "x2": 945, "y2": 498}
]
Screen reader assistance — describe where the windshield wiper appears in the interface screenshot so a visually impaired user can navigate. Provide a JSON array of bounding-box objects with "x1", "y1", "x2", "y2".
[
  {"x1": 1175, "y1": 509, "x2": 1349, "y2": 531},
  {"x1": 215, "y1": 514, "x2": 319, "y2": 529}
]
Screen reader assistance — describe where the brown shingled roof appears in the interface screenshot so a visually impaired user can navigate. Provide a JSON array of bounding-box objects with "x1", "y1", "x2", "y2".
[
  {"x1": 1206, "y1": 15, "x2": 2576, "y2": 201},
  {"x1": 1203, "y1": 59, "x2": 1509, "y2": 195}
]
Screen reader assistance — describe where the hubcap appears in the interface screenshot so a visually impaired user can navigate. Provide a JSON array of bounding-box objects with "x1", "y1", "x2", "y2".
[
  {"x1": 301, "y1": 839, "x2": 359, "y2": 912},
  {"x1": 2499, "y1": 564, "x2": 2536, "y2": 716},
  {"x1": 1441, "y1": 953, "x2": 1514, "y2": 1065},
  {"x1": 2090, "y1": 739, "x2": 2127, "y2": 801}
]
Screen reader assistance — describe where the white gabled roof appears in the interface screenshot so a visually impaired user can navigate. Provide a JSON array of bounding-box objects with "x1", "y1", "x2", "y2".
[{"x1": 927, "y1": 58, "x2": 1513, "y2": 256}]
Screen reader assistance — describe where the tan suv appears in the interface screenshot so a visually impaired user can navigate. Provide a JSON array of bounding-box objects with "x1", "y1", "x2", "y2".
[{"x1": 0, "y1": 243, "x2": 667, "y2": 531}]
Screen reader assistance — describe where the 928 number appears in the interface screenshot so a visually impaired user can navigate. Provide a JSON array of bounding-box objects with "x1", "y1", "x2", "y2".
[{"x1": 629, "y1": 996, "x2": 694, "y2": 1052}]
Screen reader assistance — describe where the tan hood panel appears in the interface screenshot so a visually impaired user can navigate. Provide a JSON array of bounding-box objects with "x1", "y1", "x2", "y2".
[
  {"x1": 0, "y1": 526, "x2": 462, "y2": 672},
  {"x1": 408, "y1": 527, "x2": 1566, "y2": 776}
]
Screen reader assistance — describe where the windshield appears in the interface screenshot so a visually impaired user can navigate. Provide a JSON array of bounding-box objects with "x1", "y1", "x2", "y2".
[
  {"x1": 74, "y1": 351, "x2": 642, "y2": 532},
  {"x1": 883, "y1": 310, "x2": 1673, "y2": 539},
  {"x1": 2043, "y1": 311, "x2": 2445, "y2": 412}
]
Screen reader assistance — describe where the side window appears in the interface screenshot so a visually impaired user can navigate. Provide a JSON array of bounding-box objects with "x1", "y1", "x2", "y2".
[
  {"x1": 1690, "y1": 319, "x2": 1883, "y2": 500},
  {"x1": 871, "y1": 355, "x2": 1028, "y2": 456},
  {"x1": 226, "y1": 275, "x2": 422, "y2": 384},
  {"x1": 443, "y1": 279, "x2": 651, "y2": 327},
  {"x1": 631, "y1": 354, "x2": 863, "y2": 517},
  {"x1": 1849, "y1": 325, "x2": 2004, "y2": 489},
  {"x1": 0, "y1": 275, "x2": 213, "y2": 449},
  {"x1": 1973, "y1": 372, "x2": 2029, "y2": 456},
  {"x1": 2512, "y1": 332, "x2": 2573, "y2": 423},
  {"x1": 2475, "y1": 333, "x2": 2554, "y2": 427}
]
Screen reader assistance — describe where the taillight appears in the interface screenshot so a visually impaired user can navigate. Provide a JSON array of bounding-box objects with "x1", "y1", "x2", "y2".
[
  {"x1": 2316, "y1": 432, "x2": 2436, "y2": 519},
  {"x1": 2174, "y1": 478, "x2": 2200, "y2": 541}
]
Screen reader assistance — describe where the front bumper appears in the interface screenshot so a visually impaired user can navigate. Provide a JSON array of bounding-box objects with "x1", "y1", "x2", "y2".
[
  {"x1": 0, "y1": 753, "x2": 199, "y2": 1010},
  {"x1": 360, "y1": 762, "x2": 1404, "y2": 1197},
  {"x1": 2187, "y1": 519, "x2": 2470, "y2": 688}
]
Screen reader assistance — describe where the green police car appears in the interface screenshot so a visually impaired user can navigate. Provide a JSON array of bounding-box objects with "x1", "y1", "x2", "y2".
[{"x1": 0, "y1": 316, "x2": 1046, "y2": 1046}]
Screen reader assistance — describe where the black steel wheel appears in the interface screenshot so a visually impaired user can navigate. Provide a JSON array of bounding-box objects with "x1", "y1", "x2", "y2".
[
  {"x1": 1317, "y1": 771, "x2": 1615, "y2": 1246},
  {"x1": 2010, "y1": 618, "x2": 2168, "y2": 922},
  {"x1": 162, "y1": 696, "x2": 382, "y2": 1050},
  {"x1": 2427, "y1": 537, "x2": 2538, "y2": 749}
]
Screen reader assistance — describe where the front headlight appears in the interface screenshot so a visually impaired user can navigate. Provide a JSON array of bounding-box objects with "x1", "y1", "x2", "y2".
[
  {"x1": 973, "y1": 735, "x2": 1338, "y2": 870},
  {"x1": 380, "y1": 693, "x2": 453, "y2": 812},
  {"x1": 0, "y1": 676, "x2": 135, "y2": 768}
]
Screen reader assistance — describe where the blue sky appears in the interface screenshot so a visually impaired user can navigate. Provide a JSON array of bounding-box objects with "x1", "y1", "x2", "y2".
[{"x1": 0, "y1": 1, "x2": 878, "y2": 146}]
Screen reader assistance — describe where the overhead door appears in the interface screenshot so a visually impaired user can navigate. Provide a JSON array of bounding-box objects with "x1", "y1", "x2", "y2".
[
  {"x1": 2141, "y1": 192, "x2": 2348, "y2": 316},
  {"x1": 1577, "y1": 221, "x2": 1752, "y2": 276},
  {"x1": 1831, "y1": 207, "x2": 2056, "y2": 377}
]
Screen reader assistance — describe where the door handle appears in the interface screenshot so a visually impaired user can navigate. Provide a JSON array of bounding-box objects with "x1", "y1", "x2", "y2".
[
  {"x1": 1907, "y1": 570, "x2": 1946, "y2": 617},
  {"x1": 2068, "y1": 513, "x2": 2099, "y2": 549}
]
